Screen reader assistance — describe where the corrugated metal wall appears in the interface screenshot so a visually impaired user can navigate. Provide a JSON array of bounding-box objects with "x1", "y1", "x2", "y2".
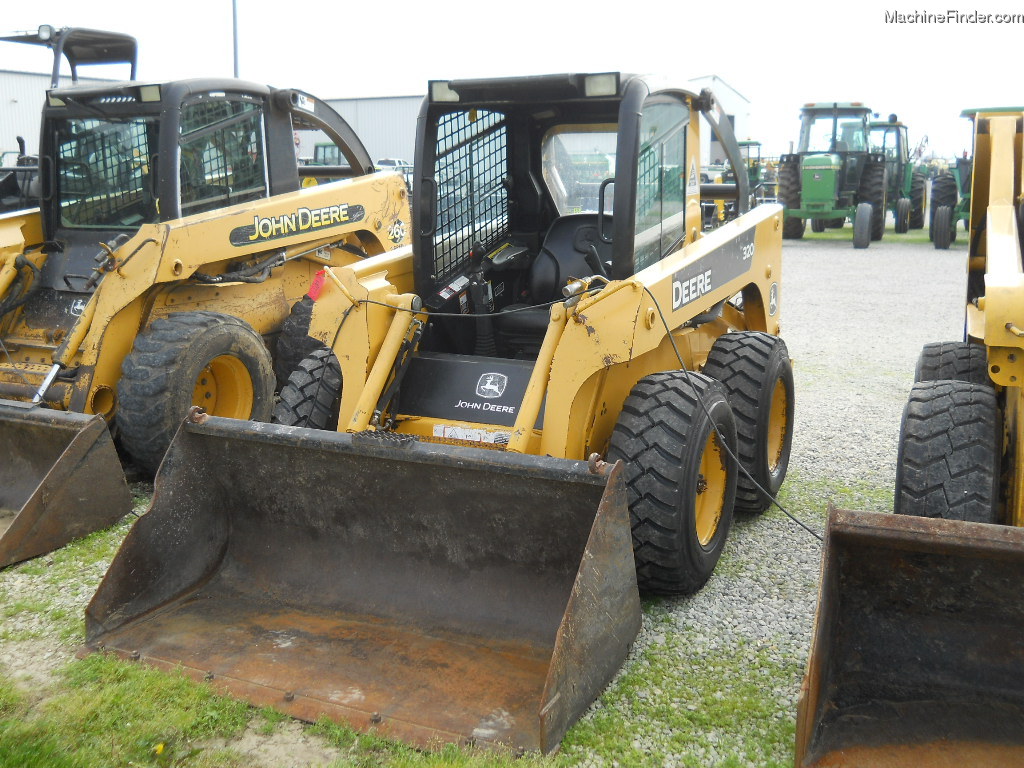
[
  {"x1": 0, "y1": 70, "x2": 110, "y2": 157},
  {"x1": 326, "y1": 95, "x2": 423, "y2": 165}
]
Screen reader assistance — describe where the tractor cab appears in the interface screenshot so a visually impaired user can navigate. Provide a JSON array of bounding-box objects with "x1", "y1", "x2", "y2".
[
  {"x1": 870, "y1": 115, "x2": 910, "y2": 203},
  {"x1": 869, "y1": 114, "x2": 928, "y2": 233},
  {"x1": 795, "y1": 103, "x2": 873, "y2": 201}
]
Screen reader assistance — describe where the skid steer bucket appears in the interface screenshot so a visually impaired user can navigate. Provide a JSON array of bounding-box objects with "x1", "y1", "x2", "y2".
[
  {"x1": 85, "y1": 412, "x2": 641, "y2": 753},
  {"x1": 796, "y1": 506, "x2": 1024, "y2": 767},
  {"x1": 0, "y1": 403, "x2": 132, "y2": 568}
]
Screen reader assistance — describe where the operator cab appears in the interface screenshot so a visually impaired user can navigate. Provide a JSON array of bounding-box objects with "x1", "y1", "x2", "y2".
[
  {"x1": 29, "y1": 79, "x2": 374, "y2": 336},
  {"x1": 411, "y1": 73, "x2": 703, "y2": 360}
]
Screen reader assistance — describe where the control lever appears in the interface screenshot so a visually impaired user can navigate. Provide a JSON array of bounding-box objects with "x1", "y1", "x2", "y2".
[{"x1": 468, "y1": 241, "x2": 496, "y2": 356}]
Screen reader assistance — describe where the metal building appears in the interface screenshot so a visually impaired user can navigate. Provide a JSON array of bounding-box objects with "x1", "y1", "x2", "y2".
[
  {"x1": 325, "y1": 95, "x2": 423, "y2": 166},
  {"x1": 0, "y1": 69, "x2": 114, "y2": 156}
]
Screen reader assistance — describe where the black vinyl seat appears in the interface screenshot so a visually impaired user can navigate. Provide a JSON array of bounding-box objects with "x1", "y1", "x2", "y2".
[{"x1": 496, "y1": 213, "x2": 612, "y2": 342}]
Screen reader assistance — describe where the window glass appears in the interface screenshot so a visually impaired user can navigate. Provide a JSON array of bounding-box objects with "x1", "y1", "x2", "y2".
[
  {"x1": 633, "y1": 100, "x2": 687, "y2": 271},
  {"x1": 56, "y1": 116, "x2": 158, "y2": 229},
  {"x1": 800, "y1": 113, "x2": 868, "y2": 153},
  {"x1": 179, "y1": 96, "x2": 266, "y2": 216},
  {"x1": 541, "y1": 126, "x2": 617, "y2": 215}
]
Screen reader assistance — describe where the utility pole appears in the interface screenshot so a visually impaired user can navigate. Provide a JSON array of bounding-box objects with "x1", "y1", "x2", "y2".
[{"x1": 232, "y1": 0, "x2": 239, "y2": 77}]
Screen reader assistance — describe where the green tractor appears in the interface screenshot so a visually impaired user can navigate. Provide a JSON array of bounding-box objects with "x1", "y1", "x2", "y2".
[
  {"x1": 869, "y1": 114, "x2": 928, "y2": 233},
  {"x1": 778, "y1": 102, "x2": 887, "y2": 248}
]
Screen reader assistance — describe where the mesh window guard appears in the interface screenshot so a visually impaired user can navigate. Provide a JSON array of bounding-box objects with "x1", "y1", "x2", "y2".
[
  {"x1": 57, "y1": 117, "x2": 157, "y2": 228},
  {"x1": 431, "y1": 110, "x2": 509, "y2": 285}
]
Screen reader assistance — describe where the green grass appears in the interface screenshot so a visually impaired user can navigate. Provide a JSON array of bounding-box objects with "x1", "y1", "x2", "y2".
[
  {"x1": 0, "y1": 655, "x2": 250, "y2": 768},
  {"x1": 793, "y1": 225, "x2": 937, "y2": 246},
  {"x1": 564, "y1": 638, "x2": 798, "y2": 767},
  {"x1": 3, "y1": 518, "x2": 134, "y2": 643}
]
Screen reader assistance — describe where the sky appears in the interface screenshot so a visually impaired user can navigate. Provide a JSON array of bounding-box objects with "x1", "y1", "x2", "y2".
[{"x1": 0, "y1": 0, "x2": 1018, "y2": 158}]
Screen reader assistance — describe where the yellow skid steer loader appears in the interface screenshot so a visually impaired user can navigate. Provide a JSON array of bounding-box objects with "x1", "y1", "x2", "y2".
[
  {"x1": 796, "y1": 109, "x2": 1024, "y2": 767},
  {"x1": 86, "y1": 73, "x2": 793, "y2": 753},
  {"x1": 0, "y1": 76, "x2": 410, "y2": 567}
]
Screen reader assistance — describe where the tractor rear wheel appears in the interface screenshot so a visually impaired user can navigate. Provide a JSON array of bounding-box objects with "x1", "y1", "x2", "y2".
[
  {"x1": 778, "y1": 160, "x2": 805, "y2": 240},
  {"x1": 117, "y1": 311, "x2": 275, "y2": 475},
  {"x1": 895, "y1": 380, "x2": 999, "y2": 523},
  {"x1": 783, "y1": 217, "x2": 806, "y2": 239},
  {"x1": 273, "y1": 348, "x2": 342, "y2": 430},
  {"x1": 853, "y1": 202, "x2": 872, "y2": 248},
  {"x1": 914, "y1": 341, "x2": 989, "y2": 385},
  {"x1": 607, "y1": 371, "x2": 738, "y2": 595},
  {"x1": 909, "y1": 170, "x2": 927, "y2": 229},
  {"x1": 858, "y1": 162, "x2": 886, "y2": 241},
  {"x1": 934, "y1": 206, "x2": 953, "y2": 249},
  {"x1": 274, "y1": 296, "x2": 328, "y2": 389},
  {"x1": 811, "y1": 218, "x2": 825, "y2": 233},
  {"x1": 895, "y1": 198, "x2": 911, "y2": 233},
  {"x1": 701, "y1": 332, "x2": 794, "y2": 513},
  {"x1": 929, "y1": 173, "x2": 958, "y2": 241}
]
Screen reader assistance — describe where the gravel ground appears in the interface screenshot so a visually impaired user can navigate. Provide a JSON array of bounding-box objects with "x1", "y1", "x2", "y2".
[{"x1": 0, "y1": 231, "x2": 969, "y2": 766}]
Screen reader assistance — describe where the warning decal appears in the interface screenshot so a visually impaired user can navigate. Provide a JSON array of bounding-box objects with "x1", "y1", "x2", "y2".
[{"x1": 686, "y1": 159, "x2": 700, "y2": 195}]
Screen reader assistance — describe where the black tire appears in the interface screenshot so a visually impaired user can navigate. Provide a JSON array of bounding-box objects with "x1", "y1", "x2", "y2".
[
  {"x1": 701, "y1": 332, "x2": 794, "y2": 513},
  {"x1": 929, "y1": 174, "x2": 958, "y2": 241},
  {"x1": 783, "y1": 216, "x2": 806, "y2": 239},
  {"x1": 934, "y1": 205, "x2": 953, "y2": 249},
  {"x1": 117, "y1": 311, "x2": 275, "y2": 475},
  {"x1": 607, "y1": 371, "x2": 738, "y2": 595},
  {"x1": 895, "y1": 198, "x2": 911, "y2": 233},
  {"x1": 826, "y1": 218, "x2": 846, "y2": 229},
  {"x1": 858, "y1": 161, "x2": 886, "y2": 241},
  {"x1": 811, "y1": 218, "x2": 825, "y2": 233},
  {"x1": 778, "y1": 160, "x2": 805, "y2": 240},
  {"x1": 853, "y1": 202, "x2": 872, "y2": 249},
  {"x1": 914, "y1": 341, "x2": 989, "y2": 386},
  {"x1": 909, "y1": 170, "x2": 927, "y2": 229},
  {"x1": 272, "y1": 348, "x2": 342, "y2": 430},
  {"x1": 894, "y1": 380, "x2": 999, "y2": 523},
  {"x1": 274, "y1": 296, "x2": 328, "y2": 388}
]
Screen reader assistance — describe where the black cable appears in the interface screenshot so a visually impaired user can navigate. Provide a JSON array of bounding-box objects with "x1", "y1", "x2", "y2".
[{"x1": 641, "y1": 285, "x2": 823, "y2": 543}]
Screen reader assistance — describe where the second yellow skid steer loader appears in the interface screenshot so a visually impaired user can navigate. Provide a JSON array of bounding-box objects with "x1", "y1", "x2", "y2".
[
  {"x1": 86, "y1": 73, "x2": 793, "y2": 753},
  {"x1": 796, "y1": 109, "x2": 1024, "y2": 767},
  {"x1": 0, "y1": 76, "x2": 410, "y2": 568}
]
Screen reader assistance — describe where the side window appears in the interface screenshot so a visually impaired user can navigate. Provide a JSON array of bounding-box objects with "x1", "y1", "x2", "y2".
[
  {"x1": 634, "y1": 100, "x2": 688, "y2": 271},
  {"x1": 179, "y1": 96, "x2": 267, "y2": 216}
]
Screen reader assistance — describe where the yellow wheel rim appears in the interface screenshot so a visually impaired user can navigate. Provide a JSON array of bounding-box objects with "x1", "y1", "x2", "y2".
[
  {"x1": 766, "y1": 378, "x2": 790, "y2": 474},
  {"x1": 695, "y1": 431, "x2": 728, "y2": 547},
  {"x1": 191, "y1": 355, "x2": 254, "y2": 418}
]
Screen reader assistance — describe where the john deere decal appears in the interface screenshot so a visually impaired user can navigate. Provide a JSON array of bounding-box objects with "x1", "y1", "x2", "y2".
[{"x1": 229, "y1": 204, "x2": 365, "y2": 246}]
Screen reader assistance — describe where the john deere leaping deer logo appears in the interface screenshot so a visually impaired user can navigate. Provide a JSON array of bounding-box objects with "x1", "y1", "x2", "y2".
[{"x1": 476, "y1": 373, "x2": 507, "y2": 399}]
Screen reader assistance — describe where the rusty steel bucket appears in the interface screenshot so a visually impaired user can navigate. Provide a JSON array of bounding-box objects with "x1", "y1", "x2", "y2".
[
  {"x1": 796, "y1": 506, "x2": 1024, "y2": 767},
  {"x1": 0, "y1": 402, "x2": 132, "y2": 568},
  {"x1": 85, "y1": 412, "x2": 641, "y2": 753}
]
